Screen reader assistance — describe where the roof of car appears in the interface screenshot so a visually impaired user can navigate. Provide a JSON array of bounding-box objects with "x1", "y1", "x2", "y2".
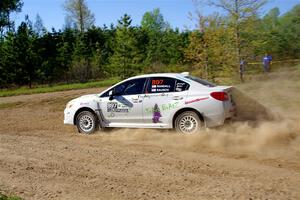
[{"x1": 128, "y1": 73, "x2": 187, "y2": 80}]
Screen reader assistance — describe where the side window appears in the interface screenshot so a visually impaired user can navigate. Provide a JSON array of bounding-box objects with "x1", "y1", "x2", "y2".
[
  {"x1": 100, "y1": 78, "x2": 146, "y2": 97},
  {"x1": 100, "y1": 90, "x2": 110, "y2": 97},
  {"x1": 175, "y1": 79, "x2": 189, "y2": 92},
  {"x1": 146, "y1": 77, "x2": 189, "y2": 94},
  {"x1": 123, "y1": 78, "x2": 147, "y2": 95},
  {"x1": 147, "y1": 77, "x2": 175, "y2": 93}
]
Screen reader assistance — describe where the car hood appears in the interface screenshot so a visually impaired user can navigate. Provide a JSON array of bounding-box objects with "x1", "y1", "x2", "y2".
[{"x1": 70, "y1": 94, "x2": 99, "y2": 104}]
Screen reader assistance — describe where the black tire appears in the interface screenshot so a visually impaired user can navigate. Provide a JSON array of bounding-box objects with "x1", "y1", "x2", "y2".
[
  {"x1": 76, "y1": 111, "x2": 98, "y2": 134},
  {"x1": 174, "y1": 111, "x2": 202, "y2": 134}
]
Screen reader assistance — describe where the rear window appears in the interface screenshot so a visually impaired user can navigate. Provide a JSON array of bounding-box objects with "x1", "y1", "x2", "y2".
[{"x1": 185, "y1": 76, "x2": 216, "y2": 87}]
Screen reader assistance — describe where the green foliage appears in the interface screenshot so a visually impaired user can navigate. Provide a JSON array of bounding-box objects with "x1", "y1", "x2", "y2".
[
  {"x1": 185, "y1": 15, "x2": 236, "y2": 81},
  {"x1": 0, "y1": 192, "x2": 22, "y2": 200},
  {"x1": 141, "y1": 8, "x2": 186, "y2": 72},
  {"x1": 109, "y1": 14, "x2": 143, "y2": 78},
  {"x1": 33, "y1": 13, "x2": 46, "y2": 36},
  {"x1": 64, "y1": 0, "x2": 95, "y2": 32},
  {"x1": 278, "y1": 5, "x2": 300, "y2": 58},
  {"x1": 0, "y1": 0, "x2": 23, "y2": 36},
  {"x1": 13, "y1": 16, "x2": 39, "y2": 88},
  {"x1": 0, "y1": 3, "x2": 300, "y2": 90},
  {"x1": 246, "y1": 4, "x2": 300, "y2": 59},
  {"x1": 197, "y1": 0, "x2": 267, "y2": 79},
  {"x1": 141, "y1": 8, "x2": 169, "y2": 31}
]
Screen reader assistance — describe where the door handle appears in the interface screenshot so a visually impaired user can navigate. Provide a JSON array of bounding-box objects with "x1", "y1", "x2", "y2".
[
  {"x1": 132, "y1": 97, "x2": 142, "y2": 103},
  {"x1": 173, "y1": 96, "x2": 183, "y2": 100}
]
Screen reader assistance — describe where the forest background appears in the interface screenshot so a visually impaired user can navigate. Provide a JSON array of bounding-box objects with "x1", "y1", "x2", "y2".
[{"x1": 0, "y1": 0, "x2": 299, "y2": 89}]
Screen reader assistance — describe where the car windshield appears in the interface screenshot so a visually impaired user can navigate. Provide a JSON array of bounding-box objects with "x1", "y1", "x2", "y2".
[{"x1": 185, "y1": 75, "x2": 216, "y2": 87}]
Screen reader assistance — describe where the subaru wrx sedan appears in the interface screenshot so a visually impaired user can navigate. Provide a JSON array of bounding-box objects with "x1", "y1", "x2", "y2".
[{"x1": 64, "y1": 72, "x2": 235, "y2": 134}]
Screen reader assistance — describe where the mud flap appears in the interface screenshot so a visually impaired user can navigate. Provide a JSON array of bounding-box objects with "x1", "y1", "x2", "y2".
[{"x1": 95, "y1": 102, "x2": 109, "y2": 129}]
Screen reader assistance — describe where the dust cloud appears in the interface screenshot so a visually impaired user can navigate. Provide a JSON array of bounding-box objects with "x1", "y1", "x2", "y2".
[{"x1": 102, "y1": 76, "x2": 300, "y2": 160}]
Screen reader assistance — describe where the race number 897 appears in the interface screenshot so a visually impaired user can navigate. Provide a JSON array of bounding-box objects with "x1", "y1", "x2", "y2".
[{"x1": 152, "y1": 80, "x2": 164, "y2": 85}]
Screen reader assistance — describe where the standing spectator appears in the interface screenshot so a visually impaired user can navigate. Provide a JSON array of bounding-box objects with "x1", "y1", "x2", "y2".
[
  {"x1": 263, "y1": 54, "x2": 272, "y2": 73},
  {"x1": 239, "y1": 59, "x2": 246, "y2": 82},
  {"x1": 267, "y1": 54, "x2": 273, "y2": 64}
]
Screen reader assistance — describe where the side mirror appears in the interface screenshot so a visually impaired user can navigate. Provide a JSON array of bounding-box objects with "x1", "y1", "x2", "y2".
[
  {"x1": 109, "y1": 90, "x2": 114, "y2": 101},
  {"x1": 109, "y1": 87, "x2": 122, "y2": 101}
]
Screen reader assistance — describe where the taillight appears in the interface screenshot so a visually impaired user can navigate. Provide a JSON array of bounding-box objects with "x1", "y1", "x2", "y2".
[{"x1": 210, "y1": 92, "x2": 229, "y2": 101}]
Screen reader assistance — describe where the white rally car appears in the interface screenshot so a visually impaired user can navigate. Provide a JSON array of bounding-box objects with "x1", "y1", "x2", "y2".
[{"x1": 64, "y1": 72, "x2": 235, "y2": 134}]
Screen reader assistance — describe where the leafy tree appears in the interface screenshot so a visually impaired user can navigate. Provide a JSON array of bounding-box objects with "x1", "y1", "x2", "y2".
[
  {"x1": 141, "y1": 8, "x2": 169, "y2": 31},
  {"x1": 34, "y1": 14, "x2": 46, "y2": 36},
  {"x1": 278, "y1": 5, "x2": 300, "y2": 58},
  {"x1": 263, "y1": 7, "x2": 280, "y2": 29},
  {"x1": 110, "y1": 14, "x2": 142, "y2": 78},
  {"x1": 185, "y1": 31, "x2": 206, "y2": 76},
  {"x1": 63, "y1": 0, "x2": 95, "y2": 32},
  {"x1": 0, "y1": 3, "x2": 300, "y2": 88},
  {"x1": 101, "y1": 24, "x2": 116, "y2": 69},
  {"x1": 0, "y1": 32, "x2": 17, "y2": 87},
  {"x1": 91, "y1": 42, "x2": 104, "y2": 78},
  {"x1": 162, "y1": 28, "x2": 187, "y2": 65},
  {"x1": 0, "y1": 0, "x2": 23, "y2": 36},
  {"x1": 141, "y1": 8, "x2": 170, "y2": 69},
  {"x1": 70, "y1": 31, "x2": 98, "y2": 82},
  {"x1": 85, "y1": 26, "x2": 115, "y2": 78},
  {"x1": 36, "y1": 29, "x2": 65, "y2": 84},
  {"x1": 56, "y1": 28, "x2": 76, "y2": 82},
  {"x1": 196, "y1": 0, "x2": 267, "y2": 79},
  {"x1": 13, "y1": 16, "x2": 40, "y2": 87},
  {"x1": 185, "y1": 14, "x2": 236, "y2": 81},
  {"x1": 0, "y1": 39, "x2": 4, "y2": 86}
]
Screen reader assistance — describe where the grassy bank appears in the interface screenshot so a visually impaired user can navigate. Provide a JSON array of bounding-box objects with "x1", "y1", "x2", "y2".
[{"x1": 0, "y1": 78, "x2": 119, "y2": 97}]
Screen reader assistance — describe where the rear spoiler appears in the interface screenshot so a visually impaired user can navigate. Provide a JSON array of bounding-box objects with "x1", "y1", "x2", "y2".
[
  {"x1": 181, "y1": 72, "x2": 189, "y2": 76},
  {"x1": 214, "y1": 86, "x2": 233, "y2": 92}
]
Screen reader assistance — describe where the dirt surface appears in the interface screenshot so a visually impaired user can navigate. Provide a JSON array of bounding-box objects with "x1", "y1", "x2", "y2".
[{"x1": 0, "y1": 71, "x2": 300, "y2": 200}]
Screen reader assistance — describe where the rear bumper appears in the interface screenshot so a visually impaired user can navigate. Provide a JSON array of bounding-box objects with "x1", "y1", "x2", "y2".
[
  {"x1": 204, "y1": 113, "x2": 226, "y2": 127},
  {"x1": 227, "y1": 105, "x2": 236, "y2": 118},
  {"x1": 204, "y1": 106, "x2": 235, "y2": 128}
]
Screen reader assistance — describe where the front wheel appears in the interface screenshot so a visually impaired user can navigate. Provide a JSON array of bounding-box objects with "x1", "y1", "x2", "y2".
[
  {"x1": 76, "y1": 111, "x2": 98, "y2": 134},
  {"x1": 174, "y1": 111, "x2": 203, "y2": 134}
]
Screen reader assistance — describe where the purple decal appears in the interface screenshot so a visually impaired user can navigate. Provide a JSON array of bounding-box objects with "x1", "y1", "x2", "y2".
[{"x1": 152, "y1": 103, "x2": 162, "y2": 123}]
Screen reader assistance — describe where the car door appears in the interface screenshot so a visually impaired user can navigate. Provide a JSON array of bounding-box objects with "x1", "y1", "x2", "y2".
[
  {"x1": 99, "y1": 78, "x2": 147, "y2": 127},
  {"x1": 142, "y1": 77, "x2": 190, "y2": 128}
]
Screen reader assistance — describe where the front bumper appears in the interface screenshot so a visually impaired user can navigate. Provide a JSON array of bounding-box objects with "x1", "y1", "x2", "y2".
[{"x1": 64, "y1": 108, "x2": 75, "y2": 125}]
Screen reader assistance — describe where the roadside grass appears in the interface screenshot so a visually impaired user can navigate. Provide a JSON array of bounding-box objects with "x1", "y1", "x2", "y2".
[
  {"x1": 0, "y1": 193, "x2": 22, "y2": 200},
  {"x1": 0, "y1": 78, "x2": 119, "y2": 97}
]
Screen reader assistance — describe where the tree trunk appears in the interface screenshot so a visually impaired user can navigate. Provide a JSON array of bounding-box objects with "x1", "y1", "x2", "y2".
[
  {"x1": 29, "y1": 74, "x2": 32, "y2": 89},
  {"x1": 234, "y1": 0, "x2": 242, "y2": 81},
  {"x1": 79, "y1": 0, "x2": 84, "y2": 32}
]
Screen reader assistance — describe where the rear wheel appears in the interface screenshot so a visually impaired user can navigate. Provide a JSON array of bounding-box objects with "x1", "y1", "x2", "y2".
[
  {"x1": 174, "y1": 111, "x2": 202, "y2": 134},
  {"x1": 76, "y1": 111, "x2": 98, "y2": 134}
]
